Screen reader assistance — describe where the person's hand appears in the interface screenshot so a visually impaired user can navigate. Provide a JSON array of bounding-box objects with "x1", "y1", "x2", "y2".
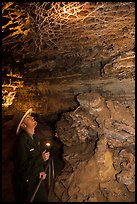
[
  {"x1": 42, "y1": 150, "x2": 50, "y2": 161},
  {"x1": 39, "y1": 171, "x2": 46, "y2": 180}
]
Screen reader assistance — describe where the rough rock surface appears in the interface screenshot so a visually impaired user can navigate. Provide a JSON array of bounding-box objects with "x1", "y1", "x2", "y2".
[{"x1": 54, "y1": 92, "x2": 135, "y2": 202}]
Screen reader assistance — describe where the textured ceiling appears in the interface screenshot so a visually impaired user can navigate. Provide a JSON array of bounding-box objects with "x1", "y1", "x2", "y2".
[{"x1": 2, "y1": 2, "x2": 135, "y2": 78}]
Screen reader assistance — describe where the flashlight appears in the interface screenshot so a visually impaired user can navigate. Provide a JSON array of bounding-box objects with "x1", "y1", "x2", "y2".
[
  {"x1": 45, "y1": 142, "x2": 51, "y2": 152},
  {"x1": 46, "y1": 142, "x2": 51, "y2": 147}
]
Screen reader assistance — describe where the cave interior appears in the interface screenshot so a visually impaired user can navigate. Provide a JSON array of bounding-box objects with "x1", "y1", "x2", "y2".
[{"x1": 2, "y1": 2, "x2": 135, "y2": 202}]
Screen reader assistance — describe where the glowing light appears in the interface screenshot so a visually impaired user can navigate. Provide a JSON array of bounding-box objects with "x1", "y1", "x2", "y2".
[{"x1": 46, "y1": 142, "x2": 51, "y2": 147}]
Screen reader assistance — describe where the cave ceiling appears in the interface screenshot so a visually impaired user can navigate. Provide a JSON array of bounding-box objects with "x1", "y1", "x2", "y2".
[{"x1": 2, "y1": 2, "x2": 135, "y2": 80}]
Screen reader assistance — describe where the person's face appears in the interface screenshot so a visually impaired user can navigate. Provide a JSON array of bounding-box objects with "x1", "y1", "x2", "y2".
[{"x1": 22, "y1": 114, "x2": 37, "y2": 130}]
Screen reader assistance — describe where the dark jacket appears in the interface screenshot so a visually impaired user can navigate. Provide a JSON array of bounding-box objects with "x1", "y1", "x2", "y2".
[{"x1": 12, "y1": 131, "x2": 48, "y2": 202}]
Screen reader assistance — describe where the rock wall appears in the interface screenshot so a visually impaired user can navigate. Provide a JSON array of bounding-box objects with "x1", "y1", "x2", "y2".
[{"x1": 54, "y1": 92, "x2": 135, "y2": 202}]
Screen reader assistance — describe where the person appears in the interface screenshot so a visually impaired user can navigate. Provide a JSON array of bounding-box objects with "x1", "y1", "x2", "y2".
[
  {"x1": 30, "y1": 112, "x2": 65, "y2": 201},
  {"x1": 33, "y1": 115, "x2": 65, "y2": 177},
  {"x1": 12, "y1": 108, "x2": 50, "y2": 202}
]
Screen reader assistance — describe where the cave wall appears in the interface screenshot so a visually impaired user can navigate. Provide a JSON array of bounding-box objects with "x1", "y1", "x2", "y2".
[{"x1": 54, "y1": 92, "x2": 135, "y2": 202}]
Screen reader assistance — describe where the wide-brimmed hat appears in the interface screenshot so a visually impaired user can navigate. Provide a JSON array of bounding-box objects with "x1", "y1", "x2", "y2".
[{"x1": 12, "y1": 108, "x2": 33, "y2": 135}]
